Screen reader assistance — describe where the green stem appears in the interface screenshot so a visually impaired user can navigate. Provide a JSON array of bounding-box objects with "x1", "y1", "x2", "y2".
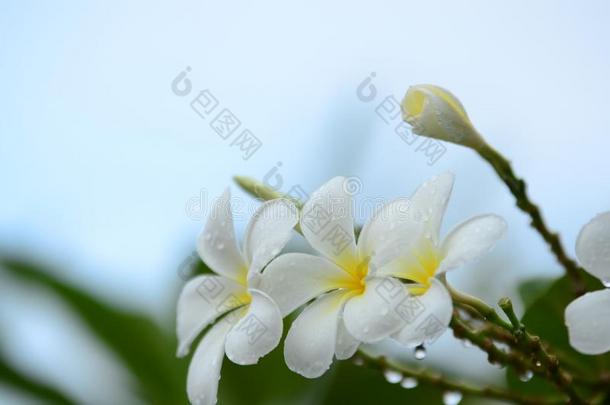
[
  {"x1": 356, "y1": 350, "x2": 566, "y2": 405},
  {"x1": 477, "y1": 143, "x2": 585, "y2": 295}
]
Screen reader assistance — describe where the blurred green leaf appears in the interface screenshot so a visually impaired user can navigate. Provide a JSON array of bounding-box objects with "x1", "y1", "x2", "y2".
[
  {"x1": 507, "y1": 274, "x2": 609, "y2": 396},
  {"x1": 0, "y1": 257, "x2": 188, "y2": 405},
  {"x1": 0, "y1": 354, "x2": 75, "y2": 405},
  {"x1": 518, "y1": 277, "x2": 553, "y2": 309}
]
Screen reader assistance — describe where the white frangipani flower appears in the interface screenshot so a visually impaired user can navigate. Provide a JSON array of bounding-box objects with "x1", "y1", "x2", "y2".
[
  {"x1": 176, "y1": 189, "x2": 298, "y2": 405},
  {"x1": 378, "y1": 173, "x2": 507, "y2": 347},
  {"x1": 262, "y1": 175, "x2": 503, "y2": 378},
  {"x1": 402, "y1": 84, "x2": 485, "y2": 149},
  {"x1": 565, "y1": 212, "x2": 610, "y2": 355}
]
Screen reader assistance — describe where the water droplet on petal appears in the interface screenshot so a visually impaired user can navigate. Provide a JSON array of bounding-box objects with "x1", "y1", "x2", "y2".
[
  {"x1": 383, "y1": 369, "x2": 403, "y2": 384},
  {"x1": 216, "y1": 243, "x2": 225, "y2": 250},
  {"x1": 414, "y1": 345, "x2": 427, "y2": 360},
  {"x1": 443, "y1": 391, "x2": 463, "y2": 405},
  {"x1": 401, "y1": 377, "x2": 418, "y2": 389},
  {"x1": 602, "y1": 277, "x2": 610, "y2": 288},
  {"x1": 519, "y1": 370, "x2": 533, "y2": 382},
  {"x1": 380, "y1": 308, "x2": 389, "y2": 316},
  {"x1": 204, "y1": 233, "x2": 212, "y2": 241}
]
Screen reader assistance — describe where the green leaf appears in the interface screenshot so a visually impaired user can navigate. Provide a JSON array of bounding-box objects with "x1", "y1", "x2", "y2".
[
  {"x1": 0, "y1": 257, "x2": 188, "y2": 405},
  {"x1": 0, "y1": 354, "x2": 75, "y2": 404},
  {"x1": 517, "y1": 277, "x2": 553, "y2": 309}
]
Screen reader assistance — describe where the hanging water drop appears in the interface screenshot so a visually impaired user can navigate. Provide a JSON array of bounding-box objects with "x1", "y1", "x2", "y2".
[
  {"x1": 414, "y1": 345, "x2": 427, "y2": 360},
  {"x1": 383, "y1": 369, "x2": 403, "y2": 384},
  {"x1": 602, "y1": 277, "x2": 610, "y2": 288},
  {"x1": 461, "y1": 339, "x2": 472, "y2": 348},
  {"x1": 519, "y1": 370, "x2": 533, "y2": 382},
  {"x1": 442, "y1": 391, "x2": 463, "y2": 405},
  {"x1": 535, "y1": 360, "x2": 542, "y2": 368},
  {"x1": 400, "y1": 377, "x2": 418, "y2": 389}
]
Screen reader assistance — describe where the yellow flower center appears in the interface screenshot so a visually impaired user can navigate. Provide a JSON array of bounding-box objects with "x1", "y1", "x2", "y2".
[
  {"x1": 396, "y1": 240, "x2": 443, "y2": 296},
  {"x1": 333, "y1": 255, "x2": 371, "y2": 295}
]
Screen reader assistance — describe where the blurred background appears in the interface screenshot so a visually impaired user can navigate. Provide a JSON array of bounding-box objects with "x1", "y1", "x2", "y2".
[{"x1": 1, "y1": 1, "x2": 610, "y2": 404}]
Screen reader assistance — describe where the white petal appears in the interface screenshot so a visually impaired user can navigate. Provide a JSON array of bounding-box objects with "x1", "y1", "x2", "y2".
[
  {"x1": 284, "y1": 290, "x2": 350, "y2": 378},
  {"x1": 392, "y1": 279, "x2": 452, "y2": 347},
  {"x1": 186, "y1": 320, "x2": 232, "y2": 405},
  {"x1": 243, "y1": 199, "x2": 299, "y2": 276},
  {"x1": 565, "y1": 289, "x2": 610, "y2": 355},
  {"x1": 176, "y1": 275, "x2": 248, "y2": 357},
  {"x1": 300, "y1": 177, "x2": 357, "y2": 267},
  {"x1": 358, "y1": 198, "x2": 425, "y2": 268},
  {"x1": 409, "y1": 172, "x2": 455, "y2": 245},
  {"x1": 335, "y1": 315, "x2": 360, "y2": 360},
  {"x1": 438, "y1": 214, "x2": 507, "y2": 273},
  {"x1": 576, "y1": 211, "x2": 610, "y2": 282},
  {"x1": 260, "y1": 253, "x2": 353, "y2": 316},
  {"x1": 343, "y1": 277, "x2": 408, "y2": 343},
  {"x1": 225, "y1": 289, "x2": 283, "y2": 365},
  {"x1": 197, "y1": 188, "x2": 248, "y2": 283}
]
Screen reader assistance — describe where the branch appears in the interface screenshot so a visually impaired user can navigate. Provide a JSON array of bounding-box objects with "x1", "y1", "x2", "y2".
[
  {"x1": 477, "y1": 144, "x2": 586, "y2": 295},
  {"x1": 356, "y1": 350, "x2": 567, "y2": 405}
]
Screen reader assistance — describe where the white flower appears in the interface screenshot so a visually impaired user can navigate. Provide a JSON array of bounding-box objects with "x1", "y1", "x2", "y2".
[
  {"x1": 261, "y1": 174, "x2": 506, "y2": 378},
  {"x1": 379, "y1": 173, "x2": 507, "y2": 347},
  {"x1": 402, "y1": 84, "x2": 485, "y2": 149},
  {"x1": 176, "y1": 189, "x2": 298, "y2": 405},
  {"x1": 565, "y1": 212, "x2": 610, "y2": 355}
]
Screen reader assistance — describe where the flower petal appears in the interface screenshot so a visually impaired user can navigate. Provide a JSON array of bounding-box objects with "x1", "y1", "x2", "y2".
[
  {"x1": 176, "y1": 275, "x2": 248, "y2": 357},
  {"x1": 358, "y1": 198, "x2": 425, "y2": 268},
  {"x1": 409, "y1": 173, "x2": 455, "y2": 245},
  {"x1": 186, "y1": 319, "x2": 233, "y2": 405},
  {"x1": 300, "y1": 177, "x2": 357, "y2": 267},
  {"x1": 260, "y1": 253, "x2": 353, "y2": 316},
  {"x1": 225, "y1": 289, "x2": 283, "y2": 365},
  {"x1": 335, "y1": 314, "x2": 360, "y2": 360},
  {"x1": 343, "y1": 277, "x2": 408, "y2": 343},
  {"x1": 575, "y1": 211, "x2": 610, "y2": 282},
  {"x1": 438, "y1": 214, "x2": 507, "y2": 273},
  {"x1": 284, "y1": 290, "x2": 350, "y2": 378},
  {"x1": 391, "y1": 279, "x2": 452, "y2": 347},
  {"x1": 243, "y1": 199, "x2": 299, "y2": 276},
  {"x1": 197, "y1": 188, "x2": 248, "y2": 283},
  {"x1": 565, "y1": 289, "x2": 610, "y2": 355}
]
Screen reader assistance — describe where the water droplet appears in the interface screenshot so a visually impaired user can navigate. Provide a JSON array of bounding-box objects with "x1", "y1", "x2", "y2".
[
  {"x1": 271, "y1": 248, "x2": 280, "y2": 256},
  {"x1": 380, "y1": 308, "x2": 389, "y2": 316},
  {"x1": 461, "y1": 339, "x2": 472, "y2": 348},
  {"x1": 602, "y1": 277, "x2": 610, "y2": 288},
  {"x1": 204, "y1": 233, "x2": 212, "y2": 241},
  {"x1": 216, "y1": 243, "x2": 225, "y2": 250},
  {"x1": 383, "y1": 369, "x2": 403, "y2": 384},
  {"x1": 443, "y1": 391, "x2": 463, "y2": 405},
  {"x1": 519, "y1": 370, "x2": 533, "y2": 382},
  {"x1": 353, "y1": 357, "x2": 364, "y2": 366},
  {"x1": 363, "y1": 326, "x2": 370, "y2": 334},
  {"x1": 401, "y1": 377, "x2": 418, "y2": 389},
  {"x1": 414, "y1": 345, "x2": 427, "y2": 360},
  {"x1": 535, "y1": 361, "x2": 542, "y2": 368}
]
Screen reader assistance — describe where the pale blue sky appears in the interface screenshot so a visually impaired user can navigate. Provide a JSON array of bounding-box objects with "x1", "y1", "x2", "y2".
[{"x1": 1, "y1": 0, "x2": 609, "y2": 403}]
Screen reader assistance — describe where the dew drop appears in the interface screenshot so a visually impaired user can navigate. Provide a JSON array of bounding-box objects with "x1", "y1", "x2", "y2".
[
  {"x1": 443, "y1": 391, "x2": 463, "y2": 405},
  {"x1": 535, "y1": 360, "x2": 542, "y2": 368},
  {"x1": 519, "y1": 370, "x2": 533, "y2": 382},
  {"x1": 204, "y1": 233, "x2": 212, "y2": 241},
  {"x1": 216, "y1": 243, "x2": 225, "y2": 250},
  {"x1": 383, "y1": 369, "x2": 403, "y2": 384},
  {"x1": 353, "y1": 357, "x2": 364, "y2": 366},
  {"x1": 461, "y1": 339, "x2": 472, "y2": 348},
  {"x1": 401, "y1": 377, "x2": 418, "y2": 389},
  {"x1": 602, "y1": 277, "x2": 610, "y2": 288},
  {"x1": 380, "y1": 307, "x2": 389, "y2": 316},
  {"x1": 413, "y1": 345, "x2": 427, "y2": 360}
]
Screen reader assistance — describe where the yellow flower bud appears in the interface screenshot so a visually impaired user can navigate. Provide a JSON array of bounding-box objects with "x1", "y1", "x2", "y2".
[{"x1": 402, "y1": 84, "x2": 485, "y2": 149}]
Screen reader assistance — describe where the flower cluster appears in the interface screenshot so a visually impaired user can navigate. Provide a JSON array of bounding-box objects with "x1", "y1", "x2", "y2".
[{"x1": 177, "y1": 173, "x2": 507, "y2": 404}]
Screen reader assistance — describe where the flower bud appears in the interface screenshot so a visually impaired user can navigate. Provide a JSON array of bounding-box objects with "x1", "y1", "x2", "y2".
[{"x1": 401, "y1": 84, "x2": 485, "y2": 149}]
